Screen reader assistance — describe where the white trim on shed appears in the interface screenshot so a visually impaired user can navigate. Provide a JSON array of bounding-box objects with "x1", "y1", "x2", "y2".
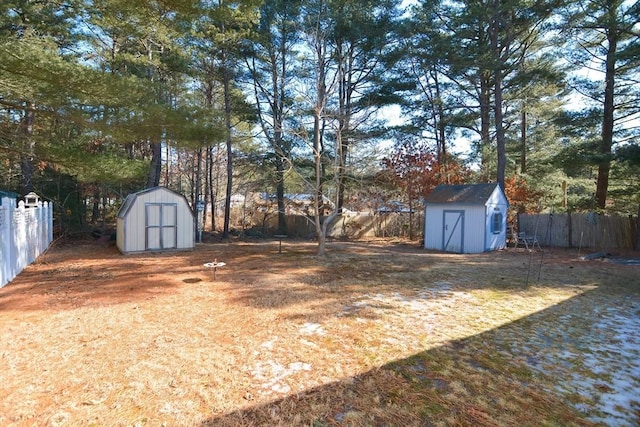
[
  {"x1": 116, "y1": 187, "x2": 195, "y2": 254},
  {"x1": 424, "y1": 183, "x2": 509, "y2": 254}
]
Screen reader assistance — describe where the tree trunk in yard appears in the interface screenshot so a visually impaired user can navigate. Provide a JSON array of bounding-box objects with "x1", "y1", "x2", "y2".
[
  {"x1": 520, "y1": 109, "x2": 527, "y2": 174},
  {"x1": 493, "y1": 65, "x2": 507, "y2": 190},
  {"x1": 489, "y1": 6, "x2": 507, "y2": 190},
  {"x1": 222, "y1": 49, "x2": 233, "y2": 239},
  {"x1": 20, "y1": 103, "x2": 36, "y2": 195},
  {"x1": 479, "y1": 71, "x2": 492, "y2": 182},
  {"x1": 596, "y1": 14, "x2": 617, "y2": 210},
  {"x1": 276, "y1": 158, "x2": 286, "y2": 234},
  {"x1": 147, "y1": 141, "x2": 162, "y2": 188}
]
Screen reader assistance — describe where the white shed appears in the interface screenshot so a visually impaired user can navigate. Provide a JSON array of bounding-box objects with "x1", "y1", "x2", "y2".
[
  {"x1": 423, "y1": 183, "x2": 509, "y2": 254},
  {"x1": 116, "y1": 187, "x2": 195, "y2": 254}
]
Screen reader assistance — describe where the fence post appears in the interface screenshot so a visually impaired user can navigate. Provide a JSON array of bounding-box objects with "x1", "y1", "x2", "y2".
[
  {"x1": 633, "y1": 205, "x2": 640, "y2": 251},
  {"x1": 567, "y1": 211, "x2": 572, "y2": 248},
  {"x1": 0, "y1": 199, "x2": 11, "y2": 287},
  {"x1": 48, "y1": 201, "x2": 53, "y2": 244}
]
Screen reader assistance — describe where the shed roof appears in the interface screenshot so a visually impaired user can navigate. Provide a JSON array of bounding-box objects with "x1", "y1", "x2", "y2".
[
  {"x1": 117, "y1": 186, "x2": 192, "y2": 218},
  {"x1": 424, "y1": 183, "x2": 503, "y2": 205}
]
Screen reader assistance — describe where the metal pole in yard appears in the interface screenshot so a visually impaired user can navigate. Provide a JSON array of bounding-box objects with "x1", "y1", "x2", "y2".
[
  {"x1": 578, "y1": 232, "x2": 584, "y2": 257},
  {"x1": 537, "y1": 212, "x2": 553, "y2": 282},
  {"x1": 525, "y1": 205, "x2": 542, "y2": 287}
]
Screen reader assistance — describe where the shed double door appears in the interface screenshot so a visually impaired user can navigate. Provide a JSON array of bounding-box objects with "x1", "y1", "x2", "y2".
[
  {"x1": 443, "y1": 210, "x2": 464, "y2": 253},
  {"x1": 145, "y1": 203, "x2": 177, "y2": 250}
]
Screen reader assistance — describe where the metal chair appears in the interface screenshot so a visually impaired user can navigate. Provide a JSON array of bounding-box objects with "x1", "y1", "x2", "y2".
[{"x1": 514, "y1": 231, "x2": 541, "y2": 250}]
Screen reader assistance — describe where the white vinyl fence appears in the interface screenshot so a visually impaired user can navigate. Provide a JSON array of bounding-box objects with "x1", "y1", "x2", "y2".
[{"x1": 0, "y1": 193, "x2": 53, "y2": 288}]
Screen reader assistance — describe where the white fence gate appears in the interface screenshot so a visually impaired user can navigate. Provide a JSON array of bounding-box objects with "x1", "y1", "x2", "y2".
[{"x1": 0, "y1": 194, "x2": 53, "y2": 288}]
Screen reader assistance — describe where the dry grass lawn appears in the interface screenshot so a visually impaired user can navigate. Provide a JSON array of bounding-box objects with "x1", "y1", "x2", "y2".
[{"x1": 1, "y1": 237, "x2": 639, "y2": 426}]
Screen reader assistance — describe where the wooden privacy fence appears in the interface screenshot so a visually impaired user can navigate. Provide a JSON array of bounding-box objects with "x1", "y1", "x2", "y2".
[
  {"x1": 518, "y1": 213, "x2": 637, "y2": 250},
  {"x1": 1, "y1": 193, "x2": 54, "y2": 287},
  {"x1": 262, "y1": 212, "x2": 424, "y2": 240}
]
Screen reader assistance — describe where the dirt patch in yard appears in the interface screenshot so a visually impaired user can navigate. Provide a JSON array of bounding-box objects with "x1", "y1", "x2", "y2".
[{"x1": 0, "y1": 238, "x2": 638, "y2": 426}]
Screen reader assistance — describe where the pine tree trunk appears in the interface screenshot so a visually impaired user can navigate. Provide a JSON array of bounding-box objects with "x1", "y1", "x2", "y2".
[
  {"x1": 164, "y1": 142, "x2": 170, "y2": 186},
  {"x1": 596, "y1": 10, "x2": 617, "y2": 210},
  {"x1": 222, "y1": 50, "x2": 233, "y2": 239},
  {"x1": 314, "y1": 108, "x2": 325, "y2": 255},
  {"x1": 490, "y1": 9, "x2": 507, "y2": 190},
  {"x1": 520, "y1": 108, "x2": 527, "y2": 174},
  {"x1": 194, "y1": 147, "x2": 203, "y2": 237},
  {"x1": 314, "y1": 41, "x2": 328, "y2": 256},
  {"x1": 434, "y1": 70, "x2": 447, "y2": 164},
  {"x1": 147, "y1": 141, "x2": 162, "y2": 188},
  {"x1": 276, "y1": 158, "x2": 286, "y2": 234},
  {"x1": 336, "y1": 42, "x2": 349, "y2": 214},
  {"x1": 208, "y1": 146, "x2": 216, "y2": 232},
  {"x1": 494, "y1": 89, "x2": 507, "y2": 189},
  {"x1": 479, "y1": 72, "x2": 492, "y2": 181},
  {"x1": 91, "y1": 188, "x2": 100, "y2": 225},
  {"x1": 273, "y1": 104, "x2": 286, "y2": 234},
  {"x1": 20, "y1": 103, "x2": 36, "y2": 195}
]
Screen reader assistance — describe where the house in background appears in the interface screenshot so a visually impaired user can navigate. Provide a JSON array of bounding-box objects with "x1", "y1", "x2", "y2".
[
  {"x1": 117, "y1": 187, "x2": 194, "y2": 254},
  {"x1": 255, "y1": 193, "x2": 335, "y2": 216},
  {"x1": 423, "y1": 183, "x2": 509, "y2": 254}
]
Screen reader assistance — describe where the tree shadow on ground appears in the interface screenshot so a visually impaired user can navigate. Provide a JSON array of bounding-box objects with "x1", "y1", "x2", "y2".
[
  {"x1": 222, "y1": 240, "x2": 624, "y2": 317},
  {"x1": 201, "y1": 284, "x2": 638, "y2": 426},
  {"x1": 0, "y1": 241, "x2": 204, "y2": 311},
  {"x1": 1, "y1": 238, "x2": 632, "y2": 316},
  {"x1": 1, "y1": 239, "x2": 637, "y2": 424}
]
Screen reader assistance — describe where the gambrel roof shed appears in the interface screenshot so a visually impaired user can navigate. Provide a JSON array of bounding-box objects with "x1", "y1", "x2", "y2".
[
  {"x1": 423, "y1": 183, "x2": 509, "y2": 254},
  {"x1": 116, "y1": 186, "x2": 195, "y2": 254}
]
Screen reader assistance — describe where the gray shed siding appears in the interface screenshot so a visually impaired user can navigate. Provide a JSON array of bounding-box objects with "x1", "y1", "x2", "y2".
[
  {"x1": 484, "y1": 188, "x2": 509, "y2": 252},
  {"x1": 425, "y1": 205, "x2": 487, "y2": 253},
  {"x1": 424, "y1": 184, "x2": 508, "y2": 254},
  {"x1": 116, "y1": 187, "x2": 194, "y2": 254}
]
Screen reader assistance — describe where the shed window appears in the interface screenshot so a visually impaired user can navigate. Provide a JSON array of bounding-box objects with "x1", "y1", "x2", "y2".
[{"x1": 491, "y1": 212, "x2": 503, "y2": 234}]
